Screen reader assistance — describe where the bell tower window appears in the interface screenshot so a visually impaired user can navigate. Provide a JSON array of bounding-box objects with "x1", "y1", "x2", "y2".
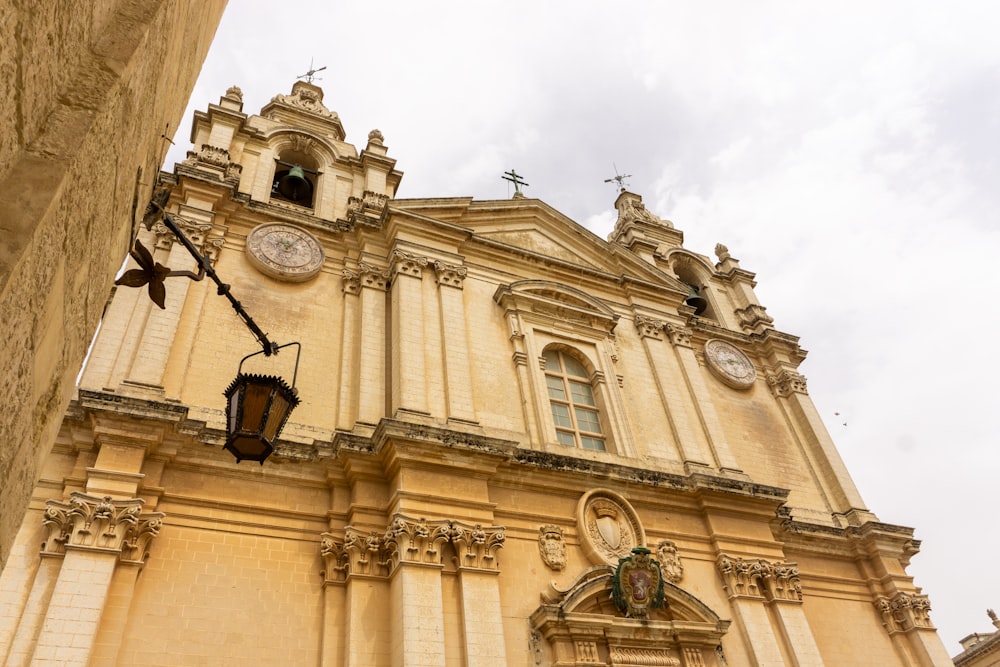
[
  {"x1": 543, "y1": 347, "x2": 606, "y2": 452},
  {"x1": 272, "y1": 150, "x2": 318, "y2": 208}
]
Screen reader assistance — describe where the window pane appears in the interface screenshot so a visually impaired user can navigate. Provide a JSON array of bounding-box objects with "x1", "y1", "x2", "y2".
[
  {"x1": 542, "y1": 348, "x2": 561, "y2": 370},
  {"x1": 575, "y1": 407, "x2": 602, "y2": 433},
  {"x1": 550, "y1": 403, "x2": 572, "y2": 428},
  {"x1": 546, "y1": 375, "x2": 567, "y2": 400},
  {"x1": 556, "y1": 431, "x2": 577, "y2": 447},
  {"x1": 569, "y1": 380, "x2": 596, "y2": 406},
  {"x1": 562, "y1": 354, "x2": 589, "y2": 379},
  {"x1": 581, "y1": 436, "x2": 606, "y2": 451}
]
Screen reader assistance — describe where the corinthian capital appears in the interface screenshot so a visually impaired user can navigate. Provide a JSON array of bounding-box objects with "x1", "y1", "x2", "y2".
[
  {"x1": 634, "y1": 315, "x2": 666, "y2": 339},
  {"x1": 432, "y1": 260, "x2": 467, "y2": 288},
  {"x1": 766, "y1": 369, "x2": 809, "y2": 397},
  {"x1": 42, "y1": 492, "x2": 164, "y2": 563}
]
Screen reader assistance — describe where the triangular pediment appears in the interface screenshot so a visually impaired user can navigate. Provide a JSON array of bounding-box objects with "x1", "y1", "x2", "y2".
[{"x1": 391, "y1": 197, "x2": 690, "y2": 294}]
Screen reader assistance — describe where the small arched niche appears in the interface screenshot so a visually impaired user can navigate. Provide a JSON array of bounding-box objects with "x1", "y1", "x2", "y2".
[
  {"x1": 531, "y1": 567, "x2": 730, "y2": 666},
  {"x1": 668, "y1": 252, "x2": 719, "y2": 321}
]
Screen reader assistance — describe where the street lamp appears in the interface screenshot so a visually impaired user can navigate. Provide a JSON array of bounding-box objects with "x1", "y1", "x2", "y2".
[{"x1": 116, "y1": 190, "x2": 302, "y2": 464}]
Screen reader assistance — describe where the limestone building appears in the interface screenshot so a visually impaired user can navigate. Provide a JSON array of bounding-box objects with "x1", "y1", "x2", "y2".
[
  {"x1": 0, "y1": 82, "x2": 955, "y2": 665},
  {"x1": 953, "y1": 610, "x2": 1000, "y2": 666}
]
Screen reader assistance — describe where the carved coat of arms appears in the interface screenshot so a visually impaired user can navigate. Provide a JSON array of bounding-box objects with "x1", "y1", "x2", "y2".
[{"x1": 612, "y1": 547, "x2": 666, "y2": 619}]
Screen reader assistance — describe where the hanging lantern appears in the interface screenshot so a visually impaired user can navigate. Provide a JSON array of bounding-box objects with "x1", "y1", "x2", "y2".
[{"x1": 222, "y1": 343, "x2": 301, "y2": 464}]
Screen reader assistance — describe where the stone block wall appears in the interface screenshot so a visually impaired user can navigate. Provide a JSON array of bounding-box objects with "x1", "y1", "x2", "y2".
[{"x1": 0, "y1": 0, "x2": 227, "y2": 567}]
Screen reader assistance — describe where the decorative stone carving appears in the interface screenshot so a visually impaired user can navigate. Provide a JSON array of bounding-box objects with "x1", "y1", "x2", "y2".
[
  {"x1": 538, "y1": 524, "x2": 567, "y2": 571},
  {"x1": 432, "y1": 260, "x2": 467, "y2": 288},
  {"x1": 874, "y1": 592, "x2": 935, "y2": 632},
  {"x1": 391, "y1": 250, "x2": 429, "y2": 279},
  {"x1": 153, "y1": 217, "x2": 213, "y2": 254},
  {"x1": 342, "y1": 268, "x2": 361, "y2": 295},
  {"x1": 716, "y1": 554, "x2": 802, "y2": 602},
  {"x1": 453, "y1": 521, "x2": 506, "y2": 570},
  {"x1": 338, "y1": 526, "x2": 395, "y2": 577},
  {"x1": 271, "y1": 85, "x2": 337, "y2": 119},
  {"x1": 734, "y1": 304, "x2": 774, "y2": 330},
  {"x1": 612, "y1": 547, "x2": 666, "y2": 618},
  {"x1": 368, "y1": 129, "x2": 385, "y2": 145},
  {"x1": 614, "y1": 193, "x2": 671, "y2": 229},
  {"x1": 664, "y1": 323, "x2": 693, "y2": 348},
  {"x1": 288, "y1": 133, "x2": 315, "y2": 155},
  {"x1": 575, "y1": 641, "x2": 600, "y2": 663},
  {"x1": 634, "y1": 314, "x2": 665, "y2": 339},
  {"x1": 383, "y1": 514, "x2": 506, "y2": 572},
  {"x1": 577, "y1": 489, "x2": 645, "y2": 565},
  {"x1": 529, "y1": 630, "x2": 544, "y2": 665},
  {"x1": 320, "y1": 533, "x2": 349, "y2": 583},
  {"x1": 610, "y1": 647, "x2": 681, "y2": 666},
  {"x1": 766, "y1": 369, "x2": 809, "y2": 397},
  {"x1": 347, "y1": 190, "x2": 389, "y2": 228},
  {"x1": 684, "y1": 647, "x2": 706, "y2": 667},
  {"x1": 714, "y1": 244, "x2": 731, "y2": 262},
  {"x1": 704, "y1": 339, "x2": 757, "y2": 390},
  {"x1": 41, "y1": 493, "x2": 164, "y2": 564},
  {"x1": 359, "y1": 262, "x2": 390, "y2": 290},
  {"x1": 224, "y1": 85, "x2": 243, "y2": 102},
  {"x1": 655, "y1": 539, "x2": 683, "y2": 583}
]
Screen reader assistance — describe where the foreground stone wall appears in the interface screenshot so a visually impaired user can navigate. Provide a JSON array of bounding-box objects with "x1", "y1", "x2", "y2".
[{"x1": 0, "y1": 0, "x2": 227, "y2": 567}]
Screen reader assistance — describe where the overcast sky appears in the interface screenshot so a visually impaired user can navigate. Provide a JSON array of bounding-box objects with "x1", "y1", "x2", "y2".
[{"x1": 165, "y1": 2, "x2": 999, "y2": 653}]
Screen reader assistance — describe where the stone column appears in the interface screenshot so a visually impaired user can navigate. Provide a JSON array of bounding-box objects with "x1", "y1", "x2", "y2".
[
  {"x1": 760, "y1": 563, "x2": 824, "y2": 666},
  {"x1": 431, "y1": 261, "x2": 477, "y2": 424},
  {"x1": 337, "y1": 268, "x2": 362, "y2": 429},
  {"x1": 390, "y1": 250, "x2": 430, "y2": 417},
  {"x1": 332, "y1": 527, "x2": 394, "y2": 667},
  {"x1": 21, "y1": 493, "x2": 163, "y2": 667},
  {"x1": 667, "y1": 325, "x2": 741, "y2": 472}
]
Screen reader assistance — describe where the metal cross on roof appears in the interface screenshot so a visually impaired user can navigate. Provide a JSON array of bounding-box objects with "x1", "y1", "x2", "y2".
[
  {"x1": 297, "y1": 58, "x2": 327, "y2": 84},
  {"x1": 502, "y1": 169, "x2": 529, "y2": 197},
  {"x1": 604, "y1": 164, "x2": 632, "y2": 191}
]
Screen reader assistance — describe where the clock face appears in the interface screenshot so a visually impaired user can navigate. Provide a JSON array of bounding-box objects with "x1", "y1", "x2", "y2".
[
  {"x1": 704, "y1": 339, "x2": 756, "y2": 389},
  {"x1": 246, "y1": 223, "x2": 324, "y2": 282}
]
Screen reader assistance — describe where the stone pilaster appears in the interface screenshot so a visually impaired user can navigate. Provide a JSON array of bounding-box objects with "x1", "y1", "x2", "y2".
[
  {"x1": 12, "y1": 494, "x2": 164, "y2": 666},
  {"x1": 766, "y1": 368, "x2": 869, "y2": 514},
  {"x1": 432, "y1": 261, "x2": 477, "y2": 423},
  {"x1": 355, "y1": 262, "x2": 390, "y2": 426},
  {"x1": 716, "y1": 554, "x2": 822, "y2": 666},
  {"x1": 634, "y1": 315, "x2": 709, "y2": 465},
  {"x1": 666, "y1": 325, "x2": 741, "y2": 472},
  {"x1": 873, "y1": 592, "x2": 954, "y2": 666},
  {"x1": 390, "y1": 250, "x2": 429, "y2": 417}
]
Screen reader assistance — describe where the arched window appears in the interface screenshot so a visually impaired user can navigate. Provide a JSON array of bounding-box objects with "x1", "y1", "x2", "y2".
[{"x1": 543, "y1": 348, "x2": 606, "y2": 452}]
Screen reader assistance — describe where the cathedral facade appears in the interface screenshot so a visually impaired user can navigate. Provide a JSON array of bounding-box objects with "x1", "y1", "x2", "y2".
[{"x1": 0, "y1": 82, "x2": 953, "y2": 666}]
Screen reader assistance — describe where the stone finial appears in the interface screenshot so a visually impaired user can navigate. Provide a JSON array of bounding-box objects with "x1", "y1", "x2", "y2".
[
  {"x1": 990, "y1": 608, "x2": 1000, "y2": 629},
  {"x1": 714, "y1": 243, "x2": 731, "y2": 262},
  {"x1": 613, "y1": 191, "x2": 671, "y2": 230},
  {"x1": 225, "y1": 85, "x2": 243, "y2": 102},
  {"x1": 368, "y1": 129, "x2": 384, "y2": 145}
]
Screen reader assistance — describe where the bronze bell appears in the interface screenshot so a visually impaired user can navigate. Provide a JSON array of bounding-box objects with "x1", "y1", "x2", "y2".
[
  {"x1": 277, "y1": 165, "x2": 311, "y2": 201},
  {"x1": 685, "y1": 284, "x2": 708, "y2": 315}
]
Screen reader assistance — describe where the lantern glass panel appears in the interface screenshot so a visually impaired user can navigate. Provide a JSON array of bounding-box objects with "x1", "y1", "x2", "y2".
[
  {"x1": 240, "y1": 381, "x2": 273, "y2": 431},
  {"x1": 263, "y1": 392, "x2": 291, "y2": 441}
]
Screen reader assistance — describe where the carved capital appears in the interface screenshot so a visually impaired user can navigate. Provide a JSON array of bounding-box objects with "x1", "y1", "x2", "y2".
[
  {"x1": 320, "y1": 532, "x2": 350, "y2": 584},
  {"x1": 717, "y1": 554, "x2": 801, "y2": 602},
  {"x1": 665, "y1": 323, "x2": 693, "y2": 348},
  {"x1": 391, "y1": 250, "x2": 428, "y2": 279},
  {"x1": 735, "y1": 303, "x2": 774, "y2": 330},
  {"x1": 432, "y1": 260, "x2": 467, "y2": 288},
  {"x1": 42, "y1": 493, "x2": 164, "y2": 563},
  {"x1": 153, "y1": 217, "x2": 214, "y2": 255},
  {"x1": 634, "y1": 315, "x2": 666, "y2": 340},
  {"x1": 358, "y1": 262, "x2": 390, "y2": 290},
  {"x1": 874, "y1": 592, "x2": 934, "y2": 633},
  {"x1": 342, "y1": 268, "x2": 361, "y2": 295},
  {"x1": 766, "y1": 369, "x2": 809, "y2": 397},
  {"x1": 384, "y1": 514, "x2": 505, "y2": 573},
  {"x1": 347, "y1": 190, "x2": 390, "y2": 229},
  {"x1": 340, "y1": 526, "x2": 394, "y2": 578}
]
